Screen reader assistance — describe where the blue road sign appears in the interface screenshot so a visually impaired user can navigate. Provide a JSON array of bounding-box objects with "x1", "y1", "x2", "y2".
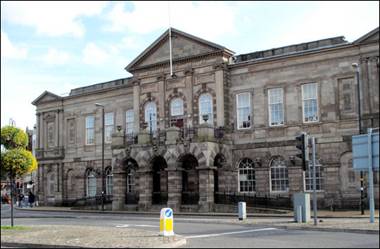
[
  {"x1": 165, "y1": 209, "x2": 172, "y2": 218},
  {"x1": 352, "y1": 132, "x2": 379, "y2": 171}
]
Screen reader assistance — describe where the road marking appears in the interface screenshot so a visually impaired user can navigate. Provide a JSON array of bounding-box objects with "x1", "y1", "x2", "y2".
[
  {"x1": 116, "y1": 224, "x2": 158, "y2": 228},
  {"x1": 185, "y1": 227, "x2": 278, "y2": 239}
]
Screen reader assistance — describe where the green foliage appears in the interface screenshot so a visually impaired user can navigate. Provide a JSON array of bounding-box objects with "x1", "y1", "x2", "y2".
[
  {"x1": 1, "y1": 149, "x2": 37, "y2": 177},
  {"x1": 1, "y1": 126, "x2": 37, "y2": 178},
  {"x1": 1, "y1": 125, "x2": 28, "y2": 150},
  {"x1": 1, "y1": 226, "x2": 29, "y2": 230}
]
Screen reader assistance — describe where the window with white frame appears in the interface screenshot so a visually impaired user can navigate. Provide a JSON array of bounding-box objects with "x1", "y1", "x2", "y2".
[
  {"x1": 85, "y1": 116, "x2": 95, "y2": 145},
  {"x1": 270, "y1": 156, "x2": 289, "y2": 192},
  {"x1": 171, "y1": 98, "x2": 184, "y2": 116},
  {"x1": 236, "y1": 93, "x2": 251, "y2": 129},
  {"x1": 105, "y1": 112, "x2": 114, "y2": 143},
  {"x1": 302, "y1": 83, "x2": 318, "y2": 122},
  {"x1": 199, "y1": 93, "x2": 213, "y2": 124},
  {"x1": 127, "y1": 167, "x2": 136, "y2": 193},
  {"x1": 125, "y1": 110, "x2": 134, "y2": 135},
  {"x1": 268, "y1": 88, "x2": 284, "y2": 126},
  {"x1": 144, "y1": 102, "x2": 157, "y2": 132},
  {"x1": 86, "y1": 170, "x2": 97, "y2": 197},
  {"x1": 238, "y1": 158, "x2": 255, "y2": 192},
  {"x1": 105, "y1": 167, "x2": 113, "y2": 195},
  {"x1": 305, "y1": 160, "x2": 323, "y2": 191}
]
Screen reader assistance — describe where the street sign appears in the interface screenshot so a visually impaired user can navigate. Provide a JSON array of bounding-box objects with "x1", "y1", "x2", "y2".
[{"x1": 352, "y1": 132, "x2": 379, "y2": 171}]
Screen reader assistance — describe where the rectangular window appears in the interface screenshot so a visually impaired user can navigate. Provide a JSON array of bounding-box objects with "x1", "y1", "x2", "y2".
[
  {"x1": 85, "y1": 116, "x2": 95, "y2": 145},
  {"x1": 302, "y1": 83, "x2": 318, "y2": 123},
  {"x1": 126, "y1": 110, "x2": 134, "y2": 135},
  {"x1": 268, "y1": 88, "x2": 284, "y2": 126},
  {"x1": 105, "y1": 112, "x2": 114, "y2": 143},
  {"x1": 236, "y1": 92, "x2": 251, "y2": 129},
  {"x1": 305, "y1": 162, "x2": 323, "y2": 191}
]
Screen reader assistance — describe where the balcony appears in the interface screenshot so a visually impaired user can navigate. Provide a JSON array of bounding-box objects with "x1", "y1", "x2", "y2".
[{"x1": 35, "y1": 147, "x2": 65, "y2": 160}]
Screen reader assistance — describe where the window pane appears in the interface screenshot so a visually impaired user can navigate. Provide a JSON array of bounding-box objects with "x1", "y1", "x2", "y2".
[
  {"x1": 126, "y1": 110, "x2": 134, "y2": 134},
  {"x1": 237, "y1": 93, "x2": 251, "y2": 129},
  {"x1": 238, "y1": 158, "x2": 255, "y2": 192},
  {"x1": 199, "y1": 94, "x2": 213, "y2": 124},
  {"x1": 171, "y1": 98, "x2": 184, "y2": 116},
  {"x1": 145, "y1": 102, "x2": 157, "y2": 132},
  {"x1": 302, "y1": 83, "x2": 318, "y2": 122}
]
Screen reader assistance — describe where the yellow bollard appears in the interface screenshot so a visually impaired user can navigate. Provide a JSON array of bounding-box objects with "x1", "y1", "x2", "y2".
[{"x1": 159, "y1": 208, "x2": 174, "y2": 236}]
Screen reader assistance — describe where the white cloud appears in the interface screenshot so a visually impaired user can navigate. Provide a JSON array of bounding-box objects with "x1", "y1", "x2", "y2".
[
  {"x1": 1, "y1": 31, "x2": 28, "y2": 59},
  {"x1": 1, "y1": 1, "x2": 107, "y2": 37},
  {"x1": 82, "y1": 42, "x2": 110, "y2": 65},
  {"x1": 104, "y1": 1, "x2": 238, "y2": 40},
  {"x1": 42, "y1": 48, "x2": 71, "y2": 65}
]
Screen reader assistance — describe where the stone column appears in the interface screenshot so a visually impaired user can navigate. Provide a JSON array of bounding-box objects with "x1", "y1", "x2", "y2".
[
  {"x1": 41, "y1": 112, "x2": 45, "y2": 149},
  {"x1": 55, "y1": 111, "x2": 59, "y2": 147},
  {"x1": 112, "y1": 166, "x2": 127, "y2": 211},
  {"x1": 184, "y1": 69, "x2": 194, "y2": 127},
  {"x1": 36, "y1": 113, "x2": 41, "y2": 149},
  {"x1": 157, "y1": 75, "x2": 165, "y2": 130},
  {"x1": 197, "y1": 166, "x2": 216, "y2": 212},
  {"x1": 214, "y1": 64, "x2": 225, "y2": 127},
  {"x1": 137, "y1": 169, "x2": 152, "y2": 210},
  {"x1": 167, "y1": 166, "x2": 182, "y2": 212},
  {"x1": 133, "y1": 80, "x2": 140, "y2": 133}
]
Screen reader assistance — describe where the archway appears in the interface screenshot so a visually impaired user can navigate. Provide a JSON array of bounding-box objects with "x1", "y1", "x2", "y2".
[
  {"x1": 151, "y1": 156, "x2": 168, "y2": 205},
  {"x1": 124, "y1": 158, "x2": 139, "y2": 204},
  {"x1": 179, "y1": 154, "x2": 199, "y2": 205}
]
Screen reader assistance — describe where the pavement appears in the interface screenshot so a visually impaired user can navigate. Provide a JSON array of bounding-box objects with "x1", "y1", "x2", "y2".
[{"x1": 1, "y1": 206, "x2": 379, "y2": 248}]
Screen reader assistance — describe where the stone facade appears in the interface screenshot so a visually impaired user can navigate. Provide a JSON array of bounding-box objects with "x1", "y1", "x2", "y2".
[{"x1": 32, "y1": 27, "x2": 379, "y2": 211}]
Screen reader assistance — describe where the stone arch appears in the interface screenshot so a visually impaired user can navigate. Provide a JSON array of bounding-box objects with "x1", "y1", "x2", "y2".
[
  {"x1": 194, "y1": 86, "x2": 217, "y2": 126},
  {"x1": 84, "y1": 167, "x2": 97, "y2": 197},
  {"x1": 65, "y1": 169, "x2": 75, "y2": 200},
  {"x1": 178, "y1": 153, "x2": 200, "y2": 205},
  {"x1": 189, "y1": 143, "x2": 207, "y2": 167},
  {"x1": 150, "y1": 155, "x2": 169, "y2": 205}
]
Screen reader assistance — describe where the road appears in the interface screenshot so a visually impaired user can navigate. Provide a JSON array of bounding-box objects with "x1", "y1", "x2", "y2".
[{"x1": 1, "y1": 205, "x2": 379, "y2": 248}]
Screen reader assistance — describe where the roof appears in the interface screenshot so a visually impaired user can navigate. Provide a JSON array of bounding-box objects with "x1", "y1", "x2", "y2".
[{"x1": 125, "y1": 27, "x2": 234, "y2": 72}]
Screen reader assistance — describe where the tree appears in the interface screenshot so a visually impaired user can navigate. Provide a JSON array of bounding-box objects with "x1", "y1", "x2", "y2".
[{"x1": 1, "y1": 125, "x2": 38, "y2": 226}]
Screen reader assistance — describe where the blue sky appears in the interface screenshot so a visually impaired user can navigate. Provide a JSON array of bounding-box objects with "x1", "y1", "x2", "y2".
[{"x1": 1, "y1": 1, "x2": 379, "y2": 130}]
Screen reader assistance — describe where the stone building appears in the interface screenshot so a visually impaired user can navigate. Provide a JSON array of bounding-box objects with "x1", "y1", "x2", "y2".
[{"x1": 32, "y1": 27, "x2": 379, "y2": 211}]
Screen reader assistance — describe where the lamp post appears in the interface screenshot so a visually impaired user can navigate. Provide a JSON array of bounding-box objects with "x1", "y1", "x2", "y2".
[
  {"x1": 352, "y1": 63, "x2": 365, "y2": 215},
  {"x1": 95, "y1": 103, "x2": 105, "y2": 211}
]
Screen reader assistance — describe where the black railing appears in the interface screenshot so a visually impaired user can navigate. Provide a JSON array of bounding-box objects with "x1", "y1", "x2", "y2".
[
  {"x1": 181, "y1": 191, "x2": 199, "y2": 205},
  {"x1": 125, "y1": 192, "x2": 139, "y2": 205},
  {"x1": 152, "y1": 192, "x2": 168, "y2": 205},
  {"x1": 179, "y1": 126, "x2": 198, "y2": 141},
  {"x1": 214, "y1": 192, "x2": 292, "y2": 209},
  {"x1": 151, "y1": 130, "x2": 166, "y2": 146},
  {"x1": 125, "y1": 133, "x2": 138, "y2": 145},
  {"x1": 214, "y1": 127, "x2": 225, "y2": 140},
  {"x1": 70, "y1": 194, "x2": 113, "y2": 207}
]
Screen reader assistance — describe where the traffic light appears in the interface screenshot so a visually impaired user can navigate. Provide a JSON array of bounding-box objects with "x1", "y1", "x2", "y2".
[{"x1": 295, "y1": 132, "x2": 309, "y2": 171}]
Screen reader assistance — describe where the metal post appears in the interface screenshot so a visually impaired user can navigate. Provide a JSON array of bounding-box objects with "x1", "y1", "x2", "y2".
[
  {"x1": 367, "y1": 128, "x2": 375, "y2": 223},
  {"x1": 312, "y1": 137, "x2": 318, "y2": 226},
  {"x1": 353, "y1": 63, "x2": 365, "y2": 215},
  {"x1": 101, "y1": 107, "x2": 105, "y2": 212}
]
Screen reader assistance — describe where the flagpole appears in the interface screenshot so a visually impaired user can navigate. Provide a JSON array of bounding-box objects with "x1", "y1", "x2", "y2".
[{"x1": 168, "y1": 2, "x2": 173, "y2": 76}]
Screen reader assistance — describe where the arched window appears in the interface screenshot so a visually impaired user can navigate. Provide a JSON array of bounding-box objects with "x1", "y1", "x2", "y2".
[
  {"x1": 105, "y1": 167, "x2": 113, "y2": 195},
  {"x1": 171, "y1": 98, "x2": 184, "y2": 116},
  {"x1": 199, "y1": 93, "x2": 213, "y2": 124},
  {"x1": 305, "y1": 160, "x2": 323, "y2": 191},
  {"x1": 144, "y1": 102, "x2": 157, "y2": 132},
  {"x1": 238, "y1": 158, "x2": 255, "y2": 192},
  {"x1": 270, "y1": 156, "x2": 288, "y2": 192},
  {"x1": 86, "y1": 169, "x2": 97, "y2": 197}
]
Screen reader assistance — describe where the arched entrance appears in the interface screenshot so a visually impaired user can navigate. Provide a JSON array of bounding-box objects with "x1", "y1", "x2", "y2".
[
  {"x1": 214, "y1": 153, "x2": 226, "y2": 193},
  {"x1": 151, "y1": 156, "x2": 168, "y2": 205},
  {"x1": 179, "y1": 154, "x2": 199, "y2": 205},
  {"x1": 125, "y1": 158, "x2": 139, "y2": 205}
]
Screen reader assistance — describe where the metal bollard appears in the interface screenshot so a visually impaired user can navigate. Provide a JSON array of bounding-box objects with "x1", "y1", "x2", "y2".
[
  {"x1": 238, "y1": 202, "x2": 246, "y2": 220},
  {"x1": 160, "y1": 208, "x2": 174, "y2": 236}
]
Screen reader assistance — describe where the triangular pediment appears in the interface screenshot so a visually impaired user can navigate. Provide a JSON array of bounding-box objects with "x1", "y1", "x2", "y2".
[
  {"x1": 353, "y1": 27, "x2": 379, "y2": 45},
  {"x1": 32, "y1": 91, "x2": 62, "y2": 105},
  {"x1": 126, "y1": 28, "x2": 234, "y2": 72}
]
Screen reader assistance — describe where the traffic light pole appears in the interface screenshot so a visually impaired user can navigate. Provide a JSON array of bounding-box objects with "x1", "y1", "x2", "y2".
[{"x1": 311, "y1": 136, "x2": 318, "y2": 226}]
